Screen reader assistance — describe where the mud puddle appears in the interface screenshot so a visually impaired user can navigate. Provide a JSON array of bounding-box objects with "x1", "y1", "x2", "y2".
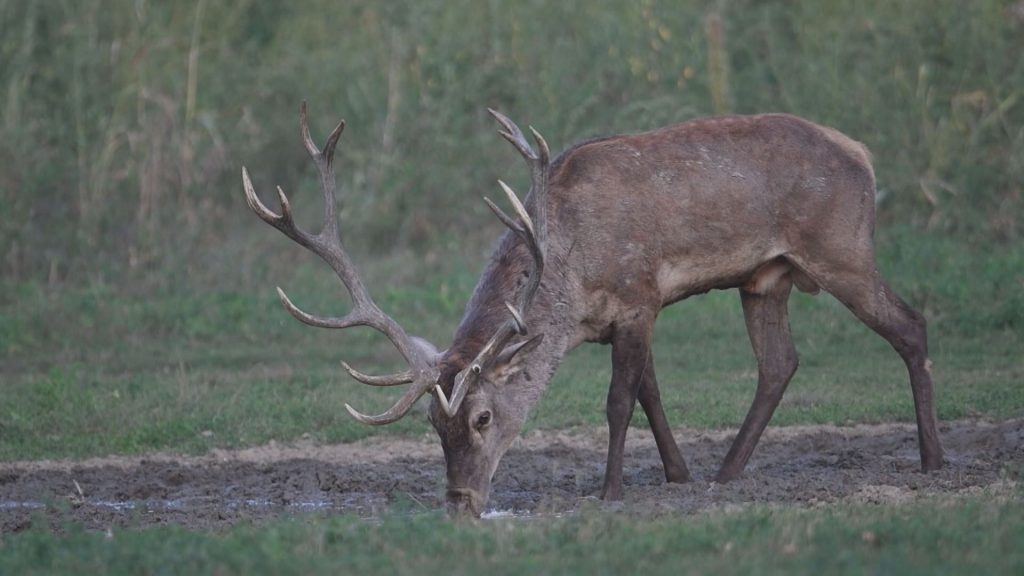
[{"x1": 1, "y1": 418, "x2": 1020, "y2": 532}]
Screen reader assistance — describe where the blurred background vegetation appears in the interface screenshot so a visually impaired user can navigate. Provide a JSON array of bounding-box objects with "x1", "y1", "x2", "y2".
[
  {"x1": 0, "y1": 0, "x2": 1022, "y2": 457},
  {"x1": 2, "y1": 0, "x2": 1021, "y2": 286}
]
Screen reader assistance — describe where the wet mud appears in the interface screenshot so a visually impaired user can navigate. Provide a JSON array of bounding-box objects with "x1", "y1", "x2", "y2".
[{"x1": 1, "y1": 418, "x2": 1020, "y2": 532}]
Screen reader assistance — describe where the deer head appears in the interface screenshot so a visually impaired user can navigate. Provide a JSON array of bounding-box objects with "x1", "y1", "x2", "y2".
[{"x1": 242, "y1": 103, "x2": 550, "y2": 517}]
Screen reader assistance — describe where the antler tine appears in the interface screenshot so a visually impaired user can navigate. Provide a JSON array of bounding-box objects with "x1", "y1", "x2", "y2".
[
  {"x1": 242, "y1": 167, "x2": 319, "y2": 253},
  {"x1": 275, "y1": 186, "x2": 294, "y2": 221},
  {"x1": 322, "y1": 118, "x2": 345, "y2": 169},
  {"x1": 487, "y1": 108, "x2": 551, "y2": 175},
  {"x1": 341, "y1": 361, "x2": 415, "y2": 386},
  {"x1": 436, "y1": 370, "x2": 474, "y2": 417},
  {"x1": 241, "y1": 167, "x2": 279, "y2": 221},
  {"x1": 482, "y1": 196, "x2": 525, "y2": 235},
  {"x1": 487, "y1": 108, "x2": 542, "y2": 162},
  {"x1": 529, "y1": 126, "x2": 550, "y2": 168},
  {"x1": 497, "y1": 180, "x2": 536, "y2": 239},
  {"x1": 504, "y1": 301, "x2": 527, "y2": 334},
  {"x1": 298, "y1": 101, "x2": 321, "y2": 160},
  {"x1": 298, "y1": 100, "x2": 346, "y2": 166},
  {"x1": 276, "y1": 286, "x2": 366, "y2": 329},
  {"x1": 344, "y1": 377, "x2": 438, "y2": 425}
]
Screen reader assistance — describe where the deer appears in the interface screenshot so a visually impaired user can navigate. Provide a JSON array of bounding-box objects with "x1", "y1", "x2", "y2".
[{"x1": 242, "y1": 102, "x2": 943, "y2": 517}]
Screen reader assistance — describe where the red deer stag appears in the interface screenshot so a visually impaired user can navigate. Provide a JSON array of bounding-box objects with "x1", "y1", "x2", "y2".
[{"x1": 242, "y1": 103, "x2": 943, "y2": 517}]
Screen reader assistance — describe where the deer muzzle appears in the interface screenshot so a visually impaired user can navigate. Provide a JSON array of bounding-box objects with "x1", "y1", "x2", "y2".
[{"x1": 446, "y1": 487, "x2": 487, "y2": 518}]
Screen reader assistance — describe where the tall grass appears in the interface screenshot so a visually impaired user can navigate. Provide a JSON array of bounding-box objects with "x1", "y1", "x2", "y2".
[{"x1": 1, "y1": 0, "x2": 1021, "y2": 289}]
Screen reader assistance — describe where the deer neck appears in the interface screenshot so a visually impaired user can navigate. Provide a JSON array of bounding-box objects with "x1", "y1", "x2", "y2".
[
  {"x1": 515, "y1": 298, "x2": 575, "y2": 406},
  {"x1": 446, "y1": 232, "x2": 575, "y2": 396}
]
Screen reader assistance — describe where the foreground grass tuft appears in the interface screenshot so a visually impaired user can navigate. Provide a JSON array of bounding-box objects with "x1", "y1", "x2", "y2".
[{"x1": 2, "y1": 493, "x2": 1021, "y2": 575}]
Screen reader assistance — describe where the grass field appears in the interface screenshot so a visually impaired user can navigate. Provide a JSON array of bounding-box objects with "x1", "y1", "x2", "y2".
[{"x1": 2, "y1": 227, "x2": 1022, "y2": 461}]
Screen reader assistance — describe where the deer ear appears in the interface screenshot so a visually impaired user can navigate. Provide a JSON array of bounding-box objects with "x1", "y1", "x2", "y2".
[{"x1": 493, "y1": 334, "x2": 545, "y2": 370}]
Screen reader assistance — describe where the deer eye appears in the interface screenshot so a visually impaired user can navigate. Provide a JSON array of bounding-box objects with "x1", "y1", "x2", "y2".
[{"x1": 475, "y1": 410, "x2": 492, "y2": 429}]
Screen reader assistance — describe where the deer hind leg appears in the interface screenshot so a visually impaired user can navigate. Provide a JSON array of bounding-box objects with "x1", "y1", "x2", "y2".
[
  {"x1": 716, "y1": 271, "x2": 798, "y2": 482},
  {"x1": 800, "y1": 258, "x2": 943, "y2": 472},
  {"x1": 601, "y1": 317, "x2": 656, "y2": 501},
  {"x1": 637, "y1": 351, "x2": 691, "y2": 483}
]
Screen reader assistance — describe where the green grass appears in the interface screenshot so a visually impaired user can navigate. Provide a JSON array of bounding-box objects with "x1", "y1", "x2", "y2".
[
  {"x1": 2, "y1": 492, "x2": 1021, "y2": 575},
  {"x1": 1, "y1": 227, "x2": 1021, "y2": 461}
]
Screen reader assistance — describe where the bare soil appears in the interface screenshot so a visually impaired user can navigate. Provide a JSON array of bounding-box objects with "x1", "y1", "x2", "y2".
[{"x1": 1, "y1": 418, "x2": 1020, "y2": 532}]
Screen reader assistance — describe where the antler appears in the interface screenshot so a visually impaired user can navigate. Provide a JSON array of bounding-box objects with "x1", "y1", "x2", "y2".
[
  {"x1": 436, "y1": 109, "x2": 551, "y2": 417},
  {"x1": 242, "y1": 102, "x2": 439, "y2": 425}
]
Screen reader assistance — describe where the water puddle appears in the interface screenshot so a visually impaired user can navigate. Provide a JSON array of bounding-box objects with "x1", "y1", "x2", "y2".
[
  {"x1": 0, "y1": 497, "x2": 340, "y2": 513},
  {"x1": 1, "y1": 500, "x2": 45, "y2": 510},
  {"x1": 0, "y1": 497, "x2": 559, "y2": 522}
]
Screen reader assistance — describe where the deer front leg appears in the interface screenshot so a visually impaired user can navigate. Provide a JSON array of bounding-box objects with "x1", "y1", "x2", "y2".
[
  {"x1": 602, "y1": 319, "x2": 655, "y2": 501},
  {"x1": 716, "y1": 275, "x2": 798, "y2": 482},
  {"x1": 637, "y1": 352, "x2": 691, "y2": 483}
]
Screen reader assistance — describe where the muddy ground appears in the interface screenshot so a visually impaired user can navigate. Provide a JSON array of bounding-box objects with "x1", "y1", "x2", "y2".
[{"x1": 1, "y1": 418, "x2": 1021, "y2": 532}]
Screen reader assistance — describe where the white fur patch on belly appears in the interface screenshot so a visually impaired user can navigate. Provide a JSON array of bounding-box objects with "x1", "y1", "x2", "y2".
[{"x1": 656, "y1": 264, "x2": 701, "y2": 302}]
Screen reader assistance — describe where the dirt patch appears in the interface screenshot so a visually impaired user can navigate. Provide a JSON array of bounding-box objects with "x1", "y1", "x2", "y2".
[{"x1": 1, "y1": 418, "x2": 1020, "y2": 532}]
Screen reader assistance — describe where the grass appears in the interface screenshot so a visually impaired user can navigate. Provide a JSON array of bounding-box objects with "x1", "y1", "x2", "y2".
[
  {"x1": 2, "y1": 491, "x2": 1021, "y2": 575},
  {"x1": 1, "y1": 227, "x2": 1021, "y2": 461}
]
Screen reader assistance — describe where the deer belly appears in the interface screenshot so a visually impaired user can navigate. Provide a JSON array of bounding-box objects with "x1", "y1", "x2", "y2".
[{"x1": 655, "y1": 249, "x2": 770, "y2": 304}]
